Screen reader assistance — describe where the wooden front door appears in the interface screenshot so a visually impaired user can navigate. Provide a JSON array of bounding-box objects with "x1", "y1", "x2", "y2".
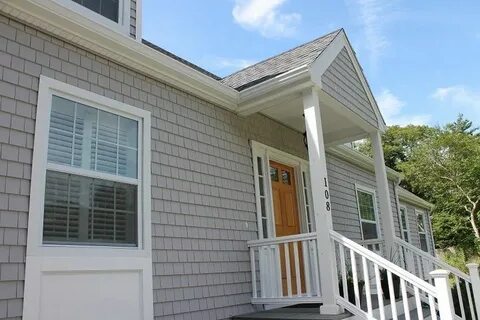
[{"x1": 270, "y1": 161, "x2": 305, "y2": 295}]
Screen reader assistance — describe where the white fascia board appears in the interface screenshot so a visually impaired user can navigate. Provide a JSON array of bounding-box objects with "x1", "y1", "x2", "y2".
[
  {"x1": 327, "y1": 145, "x2": 403, "y2": 181},
  {"x1": 0, "y1": 0, "x2": 238, "y2": 110},
  {"x1": 397, "y1": 187, "x2": 434, "y2": 210},
  {"x1": 237, "y1": 65, "x2": 311, "y2": 116}
]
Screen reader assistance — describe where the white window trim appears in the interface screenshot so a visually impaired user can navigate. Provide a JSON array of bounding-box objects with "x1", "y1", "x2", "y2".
[
  {"x1": 251, "y1": 141, "x2": 312, "y2": 239},
  {"x1": 23, "y1": 76, "x2": 153, "y2": 319},
  {"x1": 51, "y1": 0, "x2": 133, "y2": 36},
  {"x1": 355, "y1": 184, "x2": 381, "y2": 241},
  {"x1": 399, "y1": 204, "x2": 411, "y2": 242},
  {"x1": 416, "y1": 209, "x2": 430, "y2": 252}
]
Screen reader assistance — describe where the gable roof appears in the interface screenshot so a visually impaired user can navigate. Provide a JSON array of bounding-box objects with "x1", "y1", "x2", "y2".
[{"x1": 220, "y1": 29, "x2": 342, "y2": 91}]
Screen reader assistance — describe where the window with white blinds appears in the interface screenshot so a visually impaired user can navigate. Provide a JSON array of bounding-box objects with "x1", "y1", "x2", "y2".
[{"x1": 43, "y1": 95, "x2": 140, "y2": 246}]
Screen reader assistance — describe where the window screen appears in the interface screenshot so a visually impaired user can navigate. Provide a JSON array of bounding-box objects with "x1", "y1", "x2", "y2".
[
  {"x1": 356, "y1": 189, "x2": 378, "y2": 240},
  {"x1": 400, "y1": 207, "x2": 409, "y2": 242},
  {"x1": 417, "y1": 212, "x2": 428, "y2": 252},
  {"x1": 44, "y1": 95, "x2": 139, "y2": 246},
  {"x1": 72, "y1": 0, "x2": 120, "y2": 22}
]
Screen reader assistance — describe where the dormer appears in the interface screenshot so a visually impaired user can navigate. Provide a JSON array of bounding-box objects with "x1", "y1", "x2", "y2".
[{"x1": 53, "y1": 0, "x2": 141, "y2": 39}]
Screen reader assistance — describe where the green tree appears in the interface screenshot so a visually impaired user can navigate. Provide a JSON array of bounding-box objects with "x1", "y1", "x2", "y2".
[
  {"x1": 356, "y1": 125, "x2": 435, "y2": 171},
  {"x1": 399, "y1": 127, "x2": 480, "y2": 245}
]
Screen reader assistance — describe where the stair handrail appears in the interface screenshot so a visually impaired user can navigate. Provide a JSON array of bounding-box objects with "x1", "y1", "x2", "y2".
[
  {"x1": 330, "y1": 230, "x2": 437, "y2": 295},
  {"x1": 394, "y1": 236, "x2": 470, "y2": 281},
  {"x1": 247, "y1": 232, "x2": 316, "y2": 247}
]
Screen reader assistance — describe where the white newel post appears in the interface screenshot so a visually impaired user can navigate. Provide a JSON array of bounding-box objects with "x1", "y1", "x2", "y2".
[
  {"x1": 371, "y1": 131, "x2": 395, "y2": 256},
  {"x1": 303, "y1": 87, "x2": 342, "y2": 315},
  {"x1": 467, "y1": 263, "x2": 480, "y2": 318},
  {"x1": 431, "y1": 270, "x2": 455, "y2": 319}
]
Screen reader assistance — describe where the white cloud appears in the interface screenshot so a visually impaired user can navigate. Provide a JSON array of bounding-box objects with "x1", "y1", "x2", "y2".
[
  {"x1": 377, "y1": 89, "x2": 431, "y2": 126},
  {"x1": 232, "y1": 0, "x2": 301, "y2": 38},
  {"x1": 349, "y1": 0, "x2": 392, "y2": 66},
  {"x1": 432, "y1": 86, "x2": 480, "y2": 110}
]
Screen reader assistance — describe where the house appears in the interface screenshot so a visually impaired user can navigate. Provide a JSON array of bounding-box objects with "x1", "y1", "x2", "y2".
[{"x1": 0, "y1": 1, "x2": 478, "y2": 320}]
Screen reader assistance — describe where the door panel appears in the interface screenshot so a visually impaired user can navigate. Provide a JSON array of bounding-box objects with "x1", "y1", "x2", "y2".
[{"x1": 270, "y1": 161, "x2": 305, "y2": 295}]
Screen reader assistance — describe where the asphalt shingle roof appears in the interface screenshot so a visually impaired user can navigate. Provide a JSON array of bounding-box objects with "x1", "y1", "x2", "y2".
[
  {"x1": 142, "y1": 39, "x2": 222, "y2": 81},
  {"x1": 220, "y1": 29, "x2": 342, "y2": 91}
]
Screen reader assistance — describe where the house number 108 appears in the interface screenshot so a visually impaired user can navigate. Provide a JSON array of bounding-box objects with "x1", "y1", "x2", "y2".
[{"x1": 324, "y1": 178, "x2": 331, "y2": 212}]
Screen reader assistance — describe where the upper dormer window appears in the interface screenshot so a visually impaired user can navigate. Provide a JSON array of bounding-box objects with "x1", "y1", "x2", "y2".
[{"x1": 72, "y1": 0, "x2": 120, "y2": 22}]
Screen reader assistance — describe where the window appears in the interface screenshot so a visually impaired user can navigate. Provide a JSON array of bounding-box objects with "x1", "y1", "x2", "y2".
[
  {"x1": 417, "y1": 211, "x2": 429, "y2": 252},
  {"x1": 38, "y1": 80, "x2": 148, "y2": 247},
  {"x1": 400, "y1": 206, "x2": 410, "y2": 242},
  {"x1": 72, "y1": 0, "x2": 120, "y2": 22},
  {"x1": 302, "y1": 171, "x2": 313, "y2": 232},
  {"x1": 356, "y1": 187, "x2": 379, "y2": 240},
  {"x1": 256, "y1": 156, "x2": 269, "y2": 239}
]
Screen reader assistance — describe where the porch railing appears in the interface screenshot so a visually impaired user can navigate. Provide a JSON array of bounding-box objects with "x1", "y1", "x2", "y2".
[
  {"x1": 360, "y1": 238, "x2": 384, "y2": 257},
  {"x1": 395, "y1": 237, "x2": 478, "y2": 320},
  {"x1": 331, "y1": 229, "x2": 454, "y2": 320},
  {"x1": 247, "y1": 232, "x2": 322, "y2": 304}
]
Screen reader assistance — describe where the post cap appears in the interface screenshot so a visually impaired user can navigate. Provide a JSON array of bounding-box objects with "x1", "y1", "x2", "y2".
[
  {"x1": 430, "y1": 269, "x2": 450, "y2": 278},
  {"x1": 466, "y1": 263, "x2": 479, "y2": 269}
]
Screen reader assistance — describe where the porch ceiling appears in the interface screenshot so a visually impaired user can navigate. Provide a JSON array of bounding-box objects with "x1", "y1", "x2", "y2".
[{"x1": 260, "y1": 91, "x2": 369, "y2": 146}]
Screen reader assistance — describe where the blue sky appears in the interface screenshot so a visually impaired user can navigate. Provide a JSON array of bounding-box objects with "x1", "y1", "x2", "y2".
[{"x1": 142, "y1": 0, "x2": 480, "y2": 127}]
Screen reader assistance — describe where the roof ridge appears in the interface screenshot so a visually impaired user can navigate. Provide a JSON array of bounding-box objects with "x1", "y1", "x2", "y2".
[{"x1": 221, "y1": 28, "x2": 343, "y2": 81}]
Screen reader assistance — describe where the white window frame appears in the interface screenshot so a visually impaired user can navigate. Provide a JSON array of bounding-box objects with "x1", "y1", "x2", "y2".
[
  {"x1": 416, "y1": 209, "x2": 430, "y2": 252},
  {"x1": 399, "y1": 204, "x2": 410, "y2": 243},
  {"x1": 251, "y1": 141, "x2": 313, "y2": 239},
  {"x1": 52, "y1": 0, "x2": 133, "y2": 36},
  {"x1": 23, "y1": 76, "x2": 153, "y2": 319},
  {"x1": 355, "y1": 184, "x2": 381, "y2": 240}
]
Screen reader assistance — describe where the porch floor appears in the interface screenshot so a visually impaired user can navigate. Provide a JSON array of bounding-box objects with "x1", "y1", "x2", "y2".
[{"x1": 232, "y1": 305, "x2": 352, "y2": 320}]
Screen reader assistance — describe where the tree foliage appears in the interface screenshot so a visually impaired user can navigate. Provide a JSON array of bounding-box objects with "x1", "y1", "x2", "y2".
[{"x1": 357, "y1": 114, "x2": 480, "y2": 254}]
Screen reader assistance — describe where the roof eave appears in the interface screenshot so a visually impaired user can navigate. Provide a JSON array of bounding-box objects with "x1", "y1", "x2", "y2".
[
  {"x1": 398, "y1": 188, "x2": 434, "y2": 210},
  {"x1": 1, "y1": 0, "x2": 239, "y2": 110}
]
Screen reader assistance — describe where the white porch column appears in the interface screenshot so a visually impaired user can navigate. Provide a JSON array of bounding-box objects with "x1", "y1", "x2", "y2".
[
  {"x1": 371, "y1": 131, "x2": 395, "y2": 256},
  {"x1": 303, "y1": 87, "x2": 342, "y2": 315}
]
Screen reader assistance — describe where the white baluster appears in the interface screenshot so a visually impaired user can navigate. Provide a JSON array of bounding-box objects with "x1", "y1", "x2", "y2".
[
  {"x1": 362, "y1": 256, "x2": 373, "y2": 317},
  {"x1": 302, "y1": 240, "x2": 312, "y2": 297},
  {"x1": 350, "y1": 249, "x2": 360, "y2": 308},
  {"x1": 414, "y1": 286, "x2": 424, "y2": 320},
  {"x1": 250, "y1": 248, "x2": 257, "y2": 299},
  {"x1": 284, "y1": 243, "x2": 292, "y2": 297},
  {"x1": 293, "y1": 241, "x2": 302, "y2": 297},
  {"x1": 387, "y1": 270, "x2": 398, "y2": 320},
  {"x1": 428, "y1": 294, "x2": 438, "y2": 320},
  {"x1": 339, "y1": 244, "x2": 348, "y2": 302},
  {"x1": 467, "y1": 263, "x2": 480, "y2": 320},
  {"x1": 400, "y1": 278, "x2": 411, "y2": 320},
  {"x1": 374, "y1": 264, "x2": 385, "y2": 320},
  {"x1": 466, "y1": 281, "x2": 476, "y2": 320},
  {"x1": 311, "y1": 240, "x2": 320, "y2": 296},
  {"x1": 455, "y1": 275, "x2": 465, "y2": 319}
]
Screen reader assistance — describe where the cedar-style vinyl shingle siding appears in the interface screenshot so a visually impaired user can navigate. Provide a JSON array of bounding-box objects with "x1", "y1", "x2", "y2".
[
  {"x1": 130, "y1": 0, "x2": 137, "y2": 38},
  {"x1": 326, "y1": 153, "x2": 400, "y2": 242},
  {"x1": 0, "y1": 14, "x2": 309, "y2": 320},
  {"x1": 322, "y1": 48, "x2": 379, "y2": 128},
  {"x1": 0, "y1": 14, "x2": 408, "y2": 320},
  {"x1": 400, "y1": 201, "x2": 434, "y2": 255}
]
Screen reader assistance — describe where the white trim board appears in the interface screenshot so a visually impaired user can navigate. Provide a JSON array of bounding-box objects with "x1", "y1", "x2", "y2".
[{"x1": 23, "y1": 76, "x2": 153, "y2": 320}]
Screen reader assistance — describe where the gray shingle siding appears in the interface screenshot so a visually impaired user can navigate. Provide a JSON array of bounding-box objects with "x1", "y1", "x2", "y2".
[
  {"x1": 322, "y1": 48, "x2": 379, "y2": 128},
  {"x1": 400, "y1": 201, "x2": 434, "y2": 255},
  {"x1": 326, "y1": 153, "x2": 400, "y2": 243},
  {"x1": 0, "y1": 14, "x2": 409, "y2": 320},
  {"x1": 0, "y1": 14, "x2": 308, "y2": 320},
  {"x1": 130, "y1": 0, "x2": 137, "y2": 38}
]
